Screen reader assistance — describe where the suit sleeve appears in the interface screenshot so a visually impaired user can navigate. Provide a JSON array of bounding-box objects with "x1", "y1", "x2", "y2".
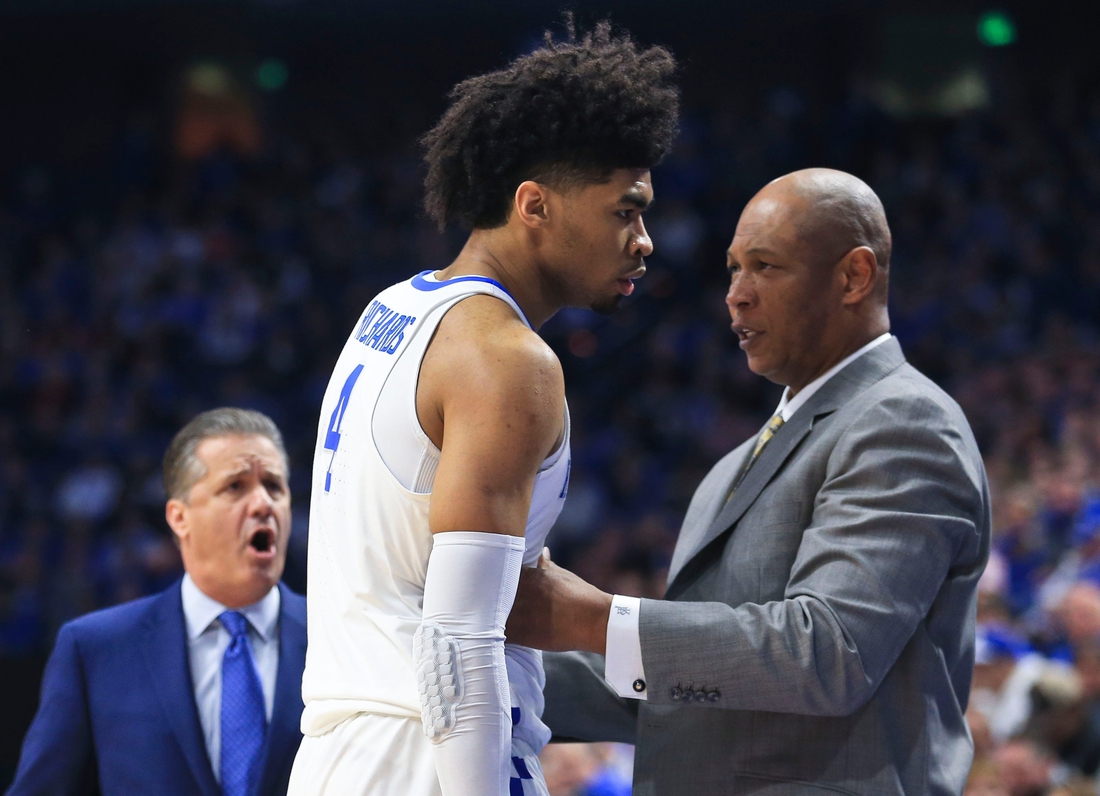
[
  {"x1": 638, "y1": 393, "x2": 985, "y2": 716},
  {"x1": 8, "y1": 623, "x2": 98, "y2": 795},
  {"x1": 542, "y1": 651, "x2": 639, "y2": 744}
]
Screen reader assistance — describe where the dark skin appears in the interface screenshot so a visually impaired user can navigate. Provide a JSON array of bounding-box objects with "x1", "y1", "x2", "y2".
[
  {"x1": 417, "y1": 170, "x2": 654, "y2": 543},
  {"x1": 727, "y1": 170, "x2": 890, "y2": 395},
  {"x1": 507, "y1": 168, "x2": 892, "y2": 653}
]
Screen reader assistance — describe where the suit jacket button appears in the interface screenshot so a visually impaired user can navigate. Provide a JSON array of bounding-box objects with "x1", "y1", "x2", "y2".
[
  {"x1": 708, "y1": 690, "x2": 721, "y2": 703},
  {"x1": 633, "y1": 679, "x2": 646, "y2": 693},
  {"x1": 670, "y1": 687, "x2": 683, "y2": 701},
  {"x1": 694, "y1": 689, "x2": 707, "y2": 702}
]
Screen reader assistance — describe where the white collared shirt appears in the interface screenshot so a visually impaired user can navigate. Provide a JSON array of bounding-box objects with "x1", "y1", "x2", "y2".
[
  {"x1": 774, "y1": 333, "x2": 892, "y2": 422},
  {"x1": 181, "y1": 574, "x2": 281, "y2": 780},
  {"x1": 604, "y1": 334, "x2": 894, "y2": 700}
]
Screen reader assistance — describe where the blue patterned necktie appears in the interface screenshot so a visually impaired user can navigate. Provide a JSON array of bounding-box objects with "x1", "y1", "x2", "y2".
[{"x1": 219, "y1": 610, "x2": 266, "y2": 796}]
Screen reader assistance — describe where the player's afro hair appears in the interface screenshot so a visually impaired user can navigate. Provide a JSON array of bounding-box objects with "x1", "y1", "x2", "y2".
[{"x1": 421, "y1": 19, "x2": 680, "y2": 230}]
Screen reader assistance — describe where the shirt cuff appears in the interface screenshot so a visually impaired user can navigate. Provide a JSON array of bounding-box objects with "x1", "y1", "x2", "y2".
[{"x1": 603, "y1": 595, "x2": 648, "y2": 700}]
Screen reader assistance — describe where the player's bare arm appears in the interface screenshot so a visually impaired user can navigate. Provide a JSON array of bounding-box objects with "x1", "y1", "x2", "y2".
[
  {"x1": 291, "y1": 21, "x2": 678, "y2": 796},
  {"x1": 403, "y1": 293, "x2": 566, "y2": 795},
  {"x1": 418, "y1": 294, "x2": 565, "y2": 538}
]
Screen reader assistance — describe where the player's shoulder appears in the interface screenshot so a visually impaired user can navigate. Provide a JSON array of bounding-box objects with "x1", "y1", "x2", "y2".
[
  {"x1": 435, "y1": 295, "x2": 562, "y2": 385},
  {"x1": 441, "y1": 292, "x2": 536, "y2": 337}
]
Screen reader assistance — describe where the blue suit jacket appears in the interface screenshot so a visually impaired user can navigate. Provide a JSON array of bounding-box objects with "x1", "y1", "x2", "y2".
[{"x1": 8, "y1": 580, "x2": 307, "y2": 796}]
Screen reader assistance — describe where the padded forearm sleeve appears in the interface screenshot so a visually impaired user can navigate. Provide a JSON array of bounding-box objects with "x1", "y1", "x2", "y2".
[{"x1": 415, "y1": 531, "x2": 525, "y2": 796}]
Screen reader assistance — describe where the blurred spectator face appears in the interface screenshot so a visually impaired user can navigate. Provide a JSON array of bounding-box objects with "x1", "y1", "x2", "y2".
[
  {"x1": 539, "y1": 168, "x2": 653, "y2": 315},
  {"x1": 1054, "y1": 583, "x2": 1100, "y2": 646},
  {"x1": 724, "y1": 180, "x2": 873, "y2": 392},
  {"x1": 993, "y1": 740, "x2": 1053, "y2": 796},
  {"x1": 964, "y1": 756, "x2": 1009, "y2": 796},
  {"x1": 165, "y1": 434, "x2": 290, "y2": 608},
  {"x1": 966, "y1": 707, "x2": 995, "y2": 758},
  {"x1": 998, "y1": 488, "x2": 1038, "y2": 532},
  {"x1": 539, "y1": 743, "x2": 603, "y2": 796},
  {"x1": 977, "y1": 592, "x2": 1012, "y2": 625}
]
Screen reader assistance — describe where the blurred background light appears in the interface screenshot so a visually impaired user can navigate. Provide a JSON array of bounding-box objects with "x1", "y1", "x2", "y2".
[
  {"x1": 978, "y1": 11, "x2": 1017, "y2": 47},
  {"x1": 257, "y1": 58, "x2": 289, "y2": 92},
  {"x1": 875, "y1": 13, "x2": 991, "y2": 117},
  {"x1": 187, "y1": 62, "x2": 234, "y2": 97}
]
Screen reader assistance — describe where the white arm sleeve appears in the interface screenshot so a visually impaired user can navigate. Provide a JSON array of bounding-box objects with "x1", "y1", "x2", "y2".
[{"x1": 414, "y1": 530, "x2": 525, "y2": 796}]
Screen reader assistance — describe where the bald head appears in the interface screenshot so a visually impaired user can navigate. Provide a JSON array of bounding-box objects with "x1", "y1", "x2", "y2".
[
  {"x1": 725, "y1": 168, "x2": 893, "y2": 393},
  {"x1": 761, "y1": 168, "x2": 891, "y2": 299}
]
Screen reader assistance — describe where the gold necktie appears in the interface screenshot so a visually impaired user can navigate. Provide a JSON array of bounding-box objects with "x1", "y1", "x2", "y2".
[
  {"x1": 725, "y1": 414, "x2": 785, "y2": 504},
  {"x1": 751, "y1": 414, "x2": 785, "y2": 461}
]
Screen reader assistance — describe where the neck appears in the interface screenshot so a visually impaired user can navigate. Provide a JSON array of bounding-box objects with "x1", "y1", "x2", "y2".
[
  {"x1": 786, "y1": 321, "x2": 889, "y2": 398},
  {"x1": 186, "y1": 569, "x2": 273, "y2": 610},
  {"x1": 436, "y1": 229, "x2": 559, "y2": 329}
]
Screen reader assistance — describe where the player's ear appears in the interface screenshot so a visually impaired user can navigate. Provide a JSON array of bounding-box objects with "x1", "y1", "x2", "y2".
[{"x1": 513, "y1": 181, "x2": 551, "y2": 228}]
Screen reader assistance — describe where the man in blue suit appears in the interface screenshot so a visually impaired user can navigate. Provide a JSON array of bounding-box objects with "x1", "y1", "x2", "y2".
[{"x1": 9, "y1": 408, "x2": 308, "y2": 796}]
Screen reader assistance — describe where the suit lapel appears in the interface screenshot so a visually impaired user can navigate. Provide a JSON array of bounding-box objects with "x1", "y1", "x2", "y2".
[
  {"x1": 665, "y1": 339, "x2": 908, "y2": 598},
  {"x1": 141, "y1": 583, "x2": 220, "y2": 796},
  {"x1": 666, "y1": 438, "x2": 753, "y2": 585},
  {"x1": 664, "y1": 409, "x2": 817, "y2": 600},
  {"x1": 256, "y1": 586, "x2": 306, "y2": 796}
]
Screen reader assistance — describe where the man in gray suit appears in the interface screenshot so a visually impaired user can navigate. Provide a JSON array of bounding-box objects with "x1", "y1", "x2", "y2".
[{"x1": 507, "y1": 168, "x2": 991, "y2": 795}]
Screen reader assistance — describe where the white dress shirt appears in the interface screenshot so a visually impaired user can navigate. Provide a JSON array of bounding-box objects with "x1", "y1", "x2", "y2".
[
  {"x1": 181, "y1": 574, "x2": 281, "y2": 779},
  {"x1": 604, "y1": 333, "x2": 894, "y2": 699}
]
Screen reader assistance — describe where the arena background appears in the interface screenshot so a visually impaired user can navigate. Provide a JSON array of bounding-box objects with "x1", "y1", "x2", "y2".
[{"x1": 2, "y1": 0, "x2": 1100, "y2": 792}]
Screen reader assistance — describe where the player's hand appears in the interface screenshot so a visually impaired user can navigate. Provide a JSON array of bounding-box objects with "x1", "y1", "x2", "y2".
[{"x1": 506, "y1": 550, "x2": 612, "y2": 654}]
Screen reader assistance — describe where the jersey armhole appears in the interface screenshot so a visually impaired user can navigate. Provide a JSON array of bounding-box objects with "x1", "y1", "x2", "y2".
[
  {"x1": 371, "y1": 287, "x2": 562, "y2": 493},
  {"x1": 370, "y1": 298, "x2": 464, "y2": 494}
]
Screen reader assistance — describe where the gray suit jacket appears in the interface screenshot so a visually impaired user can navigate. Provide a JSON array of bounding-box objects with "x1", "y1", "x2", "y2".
[{"x1": 543, "y1": 339, "x2": 990, "y2": 795}]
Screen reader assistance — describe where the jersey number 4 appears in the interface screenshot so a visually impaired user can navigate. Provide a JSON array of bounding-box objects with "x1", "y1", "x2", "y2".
[{"x1": 324, "y1": 363, "x2": 364, "y2": 493}]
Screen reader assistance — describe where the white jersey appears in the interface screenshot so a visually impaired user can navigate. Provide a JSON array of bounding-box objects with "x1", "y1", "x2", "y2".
[{"x1": 300, "y1": 270, "x2": 570, "y2": 757}]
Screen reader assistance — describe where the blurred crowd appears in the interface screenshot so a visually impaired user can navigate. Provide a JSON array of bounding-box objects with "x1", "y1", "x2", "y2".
[{"x1": 2, "y1": 61, "x2": 1100, "y2": 793}]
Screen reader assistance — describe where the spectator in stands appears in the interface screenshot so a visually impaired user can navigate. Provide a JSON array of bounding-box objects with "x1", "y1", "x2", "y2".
[
  {"x1": 971, "y1": 626, "x2": 1057, "y2": 743},
  {"x1": 992, "y1": 739, "x2": 1062, "y2": 796},
  {"x1": 964, "y1": 756, "x2": 1009, "y2": 796},
  {"x1": 1023, "y1": 666, "x2": 1100, "y2": 776},
  {"x1": 8, "y1": 408, "x2": 306, "y2": 796},
  {"x1": 3, "y1": 44, "x2": 1100, "y2": 791}
]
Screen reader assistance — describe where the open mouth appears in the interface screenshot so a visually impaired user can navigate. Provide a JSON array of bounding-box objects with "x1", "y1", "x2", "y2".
[
  {"x1": 249, "y1": 528, "x2": 275, "y2": 554},
  {"x1": 731, "y1": 324, "x2": 763, "y2": 348}
]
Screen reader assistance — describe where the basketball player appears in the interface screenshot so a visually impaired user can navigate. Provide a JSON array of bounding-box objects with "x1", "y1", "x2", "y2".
[{"x1": 287, "y1": 22, "x2": 679, "y2": 796}]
